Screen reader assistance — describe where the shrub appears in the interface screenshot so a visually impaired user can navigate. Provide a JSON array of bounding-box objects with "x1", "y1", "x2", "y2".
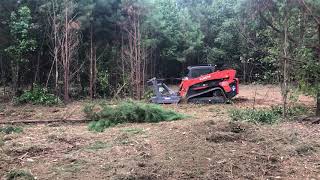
[
  {"x1": 229, "y1": 105, "x2": 310, "y2": 124},
  {"x1": 85, "y1": 101, "x2": 185, "y2": 132},
  {"x1": 13, "y1": 85, "x2": 61, "y2": 106},
  {"x1": 0, "y1": 126, "x2": 23, "y2": 134},
  {"x1": 229, "y1": 108, "x2": 280, "y2": 124},
  {"x1": 271, "y1": 105, "x2": 308, "y2": 118}
]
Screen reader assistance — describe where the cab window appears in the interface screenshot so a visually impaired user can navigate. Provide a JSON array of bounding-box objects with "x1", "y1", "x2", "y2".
[{"x1": 189, "y1": 68, "x2": 213, "y2": 78}]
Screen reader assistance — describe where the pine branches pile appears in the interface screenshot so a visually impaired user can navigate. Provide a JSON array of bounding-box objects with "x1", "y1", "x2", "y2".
[{"x1": 84, "y1": 101, "x2": 185, "y2": 132}]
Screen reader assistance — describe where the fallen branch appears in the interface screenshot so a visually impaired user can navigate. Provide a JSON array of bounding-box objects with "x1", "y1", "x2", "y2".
[
  {"x1": 0, "y1": 119, "x2": 91, "y2": 125},
  {"x1": 300, "y1": 116, "x2": 320, "y2": 124}
]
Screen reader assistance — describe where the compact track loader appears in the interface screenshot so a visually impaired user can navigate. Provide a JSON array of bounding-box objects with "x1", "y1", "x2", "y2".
[{"x1": 148, "y1": 65, "x2": 239, "y2": 104}]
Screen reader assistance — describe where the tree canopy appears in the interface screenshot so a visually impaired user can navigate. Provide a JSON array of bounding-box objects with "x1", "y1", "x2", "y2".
[{"x1": 0, "y1": 0, "x2": 319, "y2": 113}]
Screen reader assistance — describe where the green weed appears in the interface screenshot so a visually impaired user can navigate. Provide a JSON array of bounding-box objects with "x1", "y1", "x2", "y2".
[
  {"x1": 229, "y1": 108, "x2": 280, "y2": 124},
  {"x1": 121, "y1": 128, "x2": 144, "y2": 135},
  {"x1": 86, "y1": 141, "x2": 112, "y2": 151},
  {"x1": 295, "y1": 144, "x2": 316, "y2": 156},
  {"x1": 229, "y1": 105, "x2": 310, "y2": 124},
  {"x1": 271, "y1": 105, "x2": 309, "y2": 118},
  {"x1": 0, "y1": 104, "x2": 5, "y2": 113},
  {"x1": 55, "y1": 159, "x2": 87, "y2": 174},
  {"x1": 0, "y1": 126, "x2": 23, "y2": 134},
  {"x1": 6, "y1": 170, "x2": 35, "y2": 180},
  {"x1": 0, "y1": 134, "x2": 4, "y2": 147}
]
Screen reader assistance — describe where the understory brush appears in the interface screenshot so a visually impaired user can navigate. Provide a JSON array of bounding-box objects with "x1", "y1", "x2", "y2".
[
  {"x1": 85, "y1": 101, "x2": 185, "y2": 132},
  {"x1": 229, "y1": 105, "x2": 309, "y2": 124},
  {"x1": 13, "y1": 85, "x2": 61, "y2": 106}
]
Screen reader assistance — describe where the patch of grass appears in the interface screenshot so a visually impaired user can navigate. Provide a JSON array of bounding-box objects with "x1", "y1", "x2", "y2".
[
  {"x1": 121, "y1": 128, "x2": 144, "y2": 135},
  {"x1": 229, "y1": 108, "x2": 280, "y2": 124},
  {"x1": 0, "y1": 104, "x2": 5, "y2": 113},
  {"x1": 85, "y1": 101, "x2": 185, "y2": 132},
  {"x1": 114, "y1": 133, "x2": 132, "y2": 145},
  {"x1": 229, "y1": 105, "x2": 310, "y2": 124},
  {"x1": 55, "y1": 159, "x2": 87, "y2": 174},
  {"x1": 86, "y1": 141, "x2": 112, "y2": 151},
  {"x1": 295, "y1": 144, "x2": 316, "y2": 156},
  {"x1": 0, "y1": 134, "x2": 4, "y2": 147},
  {"x1": 229, "y1": 122, "x2": 247, "y2": 133},
  {"x1": 271, "y1": 105, "x2": 309, "y2": 118},
  {"x1": 6, "y1": 169, "x2": 35, "y2": 180},
  {"x1": 0, "y1": 126, "x2": 23, "y2": 134},
  {"x1": 119, "y1": 139, "x2": 131, "y2": 145},
  {"x1": 101, "y1": 163, "x2": 113, "y2": 172}
]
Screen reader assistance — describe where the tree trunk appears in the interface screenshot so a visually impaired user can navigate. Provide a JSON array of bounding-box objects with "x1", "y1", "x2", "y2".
[
  {"x1": 46, "y1": 56, "x2": 55, "y2": 88},
  {"x1": 316, "y1": 93, "x2": 320, "y2": 116},
  {"x1": 12, "y1": 58, "x2": 20, "y2": 94},
  {"x1": 52, "y1": 2, "x2": 59, "y2": 95},
  {"x1": 282, "y1": 2, "x2": 289, "y2": 118},
  {"x1": 316, "y1": 24, "x2": 320, "y2": 116},
  {"x1": 63, "y1": 1, "x2": 70, "y2": 103},
  {"x1": 89, "y1": 24, "x2": 94, "y2": 99},
  {"x1": 93, "y1": 46, "x2": 97, "y2": 98},
  {"x1": 0, "y1": 54, "x2": 5, "y2": 94},
  {"x1": 243, "y1": 58, "x2": 247, "y2": 83},
  {"x1": 34, "y1": 52, "x2": 41, "y2": 86},
  {"x1": 64, "y1": 67, "x2": 69, "y2": 102}
]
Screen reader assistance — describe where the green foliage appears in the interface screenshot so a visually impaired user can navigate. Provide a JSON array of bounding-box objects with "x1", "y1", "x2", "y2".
[
  {"x1": 1, "y1": 0, "x2": 320, "y2": 104},
  {"x1": 146, "y1": 0, "x2": 203, "y2": 60},
  {"x1": 229, "y1": 105, "x2": 309, "y2": 124},
  {"x1": 5, "y1": 6, "x2": 36, "y2": 61},
  {"x1": 97, "y1": 70, "x2": 110, "y2": 97},
  {"x1": 85, "y1": 101, "x2": 185, "y2": 132},
  {"x1": 271, "y1": 105, "x2": 309, "y2": 118},
  {"x1": 142, "y1": 88, "x2": 154, "y2": 100},
  {"x1": 14, "y1": 85, "x2": 61, "y2": 106},
  {"x1": 229, "y1": 108, "x2": 280, "y2": 124},
  {"x1": 295, "y1": 48, "x2": 320, "y2": 96},
  {"x1": 0, "y1": 126, "x2": 23, "y2": 134},
  {"x1": 6, "y1": 170, "x2": 35, "y2": 180}
]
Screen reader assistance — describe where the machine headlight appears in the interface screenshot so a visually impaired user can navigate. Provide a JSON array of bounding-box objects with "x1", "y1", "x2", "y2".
[{"x1": 232, "y1": 85, "x2": 236, "y2": 92}]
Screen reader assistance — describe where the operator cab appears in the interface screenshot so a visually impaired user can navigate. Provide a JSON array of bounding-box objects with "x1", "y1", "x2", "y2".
[{"x1": 186, "y1": 65, "x2": 215, "y2": 79}]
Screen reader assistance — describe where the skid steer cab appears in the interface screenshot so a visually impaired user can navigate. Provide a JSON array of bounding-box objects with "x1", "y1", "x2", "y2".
[{"x1": 148, "y1": 65, "x2": 239, "y2": 104}]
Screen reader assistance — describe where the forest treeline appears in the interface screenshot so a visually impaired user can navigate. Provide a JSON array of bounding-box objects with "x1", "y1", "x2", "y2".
[{"x1": 0, "y1": 0, "x2": 319, "y2": 113}]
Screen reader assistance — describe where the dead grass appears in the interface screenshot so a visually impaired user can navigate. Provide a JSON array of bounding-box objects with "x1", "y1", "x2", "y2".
[{"x1": 0, "y1": 85, "x2": 319, "y2": 179}]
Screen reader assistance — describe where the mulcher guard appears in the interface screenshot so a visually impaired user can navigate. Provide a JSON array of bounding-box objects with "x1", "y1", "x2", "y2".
[{"x1": 147, "y1": 78, "x2": 181, "y2": 104}]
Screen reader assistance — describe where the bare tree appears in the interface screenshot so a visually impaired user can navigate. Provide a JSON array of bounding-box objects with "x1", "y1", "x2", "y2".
[
  {"x1": 0, "y1": 54, "x2": 5, "y2": 94},
  {"x1": 89, "y1": 23, "x2": 97, "y2": 99},
  {"x1": 47, "y1": 0, "x2": 80, "y2": 103},
  {"x1": 46, "y1": 0, "x2": 61, "y2": 96},
  {"x1": 60, "y1": 0, "x2": 80, "y2": 102},
  {"x1": 282, "y1": 0, "x2": 289, "y2": 117},
  {"x1": 121, "y1": 2, "x2": 146, "y2": 100}
]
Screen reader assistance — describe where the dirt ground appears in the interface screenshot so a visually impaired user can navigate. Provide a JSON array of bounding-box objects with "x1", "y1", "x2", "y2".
[{"x1": 0, "y1": 85, "x2": 319, "y2": 179}]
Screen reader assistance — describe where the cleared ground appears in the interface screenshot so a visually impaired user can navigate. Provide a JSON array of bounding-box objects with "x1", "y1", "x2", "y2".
[{"x1": 0, "y1": 85, "x2": 319, "y2": 179}]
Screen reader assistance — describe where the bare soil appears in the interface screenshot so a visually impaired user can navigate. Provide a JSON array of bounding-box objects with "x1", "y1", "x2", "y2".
[{"x1": 0, "y1": 85, "x2": 319, "y2": 179}]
